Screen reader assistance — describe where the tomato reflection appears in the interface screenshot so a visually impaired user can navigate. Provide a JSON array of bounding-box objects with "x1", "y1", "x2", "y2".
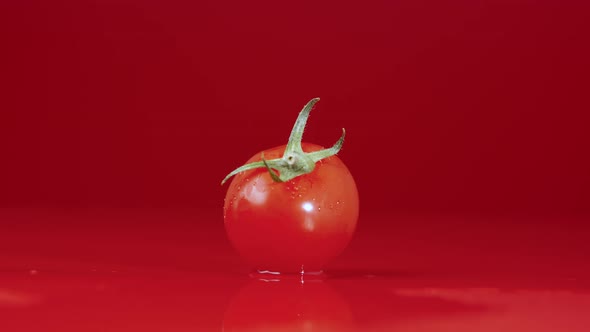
[{"x1": 222, "y1": 276, "x2": 353, "y2": 332}]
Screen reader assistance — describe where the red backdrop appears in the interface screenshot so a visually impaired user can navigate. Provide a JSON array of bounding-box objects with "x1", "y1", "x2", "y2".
[{"x1": 1, "y1": 0, "x2": 589, "y2": 217}]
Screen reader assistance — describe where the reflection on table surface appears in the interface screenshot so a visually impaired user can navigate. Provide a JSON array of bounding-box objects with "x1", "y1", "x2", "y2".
[
  {"x1": 2, "y1": 268, "x2": 589, "y2": 332},
  {"x1": 1, "y1": 209, "x2": 589, "y2": 331}
]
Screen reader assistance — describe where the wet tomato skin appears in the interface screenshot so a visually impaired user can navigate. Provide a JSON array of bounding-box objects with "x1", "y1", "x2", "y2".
[{"x1": 223, "y1": 143, "x2": 359, "y2": 273}]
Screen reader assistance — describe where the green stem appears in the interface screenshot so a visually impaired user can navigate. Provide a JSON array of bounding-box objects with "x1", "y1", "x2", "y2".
[
  {"x1": 308, "y1": 128, "x2": 346, "y2": 162},
  {"x1": 221, "y1": 98, "x2": 346, "y2": 185},
  {"x1": 284, "y1": 98, "x2": 319, "y2": 154}
]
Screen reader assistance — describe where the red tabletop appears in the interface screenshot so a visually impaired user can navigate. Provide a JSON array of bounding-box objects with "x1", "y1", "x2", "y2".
[{"x1": 2, "y1": 209, "x2": 588, "y2": 331}]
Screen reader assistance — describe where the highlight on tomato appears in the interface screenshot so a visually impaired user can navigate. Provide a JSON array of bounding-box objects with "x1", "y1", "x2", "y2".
[{"x1": 221, "y1": 98, "x2": 359, "y2": 275}]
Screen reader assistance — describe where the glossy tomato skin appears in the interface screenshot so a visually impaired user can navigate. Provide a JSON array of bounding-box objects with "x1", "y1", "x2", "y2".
[{"x1": 224, "y1": 143, "x2": 359, "y2": 274}]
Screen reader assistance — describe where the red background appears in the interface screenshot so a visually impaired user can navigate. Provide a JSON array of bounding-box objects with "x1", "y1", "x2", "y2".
[
  {"x1": 2, "y1": 0, "x2": 589, "y2": 216},
  {"x1": 1, "y1": 1, "x2": 590, "y2": 331}
]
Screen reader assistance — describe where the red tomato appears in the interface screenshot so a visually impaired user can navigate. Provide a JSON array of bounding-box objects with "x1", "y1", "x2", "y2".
[
  {"x1": 222, "y1": 98, "x2": 358, "y2": 274},
  {"x1": 223, "y1": 142, "x2": 359, "y2": 274}
]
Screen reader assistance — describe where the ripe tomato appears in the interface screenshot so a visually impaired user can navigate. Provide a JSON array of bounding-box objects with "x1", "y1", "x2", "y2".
[{"x1": 222, "y1": 98, "x2": 359, "y2": 274}]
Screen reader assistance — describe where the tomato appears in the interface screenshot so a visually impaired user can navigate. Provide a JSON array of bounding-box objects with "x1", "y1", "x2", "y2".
[{"x1": 222, "y1": 98, "x2": 359, "y2": 274}]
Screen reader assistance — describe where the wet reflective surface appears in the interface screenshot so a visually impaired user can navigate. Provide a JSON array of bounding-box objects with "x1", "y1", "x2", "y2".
[{"x1": 1, "y1": 209, "x2": 589, "y2": 331}]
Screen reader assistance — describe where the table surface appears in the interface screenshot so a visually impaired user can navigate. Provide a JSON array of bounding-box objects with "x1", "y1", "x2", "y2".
[{"x1": 1, "y1": 209, "x2": 589, "y2": 331}]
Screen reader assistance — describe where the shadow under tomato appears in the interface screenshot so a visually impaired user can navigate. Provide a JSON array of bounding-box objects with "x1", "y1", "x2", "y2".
[
  {"x1": 222, "y1": 275, "x2": 354, "y2": 332},
  {"x1": 221, "y1": 271, "x2": 495, "y2": 332}
]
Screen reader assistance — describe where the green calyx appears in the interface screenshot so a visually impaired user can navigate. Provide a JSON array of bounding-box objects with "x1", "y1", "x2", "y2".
[{"x1": 221, "y1": 98, "x2": 346, "y2": 185}]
